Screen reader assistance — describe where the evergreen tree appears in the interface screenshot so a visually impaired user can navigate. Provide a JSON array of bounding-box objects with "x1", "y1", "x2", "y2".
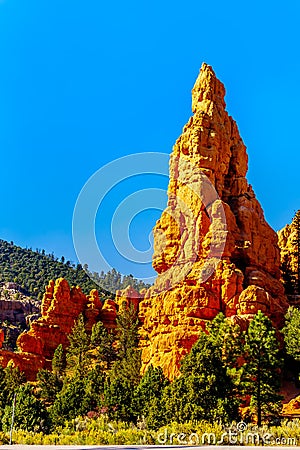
[
  {"x1": 132, "y1": 365, "x2": 169, "y2": 429},
  {"x1": 50, "y1": 376, "x2": 92, "y2": 426},
  {"x1": 282, "y1": 306, "x2": 300, "y2": 361},
  {"x1": 203, "y1": 313, "x2": 243, "y2": 369},
  {"x1": 242, "y1": 311, "x2": 283, "y2": 426},
  {"x1": 2, "y1": 366, "x2": 26, "y2": 405},
  {"x1": 162, "y1": 314, "x2": 241, "y2": 423},
  {"x1": 90, "y1": 321, "x2": 117, "y2": 370},
  {"x1": 52, "y1": 344, "x2": 66, "y2": 377},
  {"x1": 2, "y1": 384, "x2": 49, "y2": 433},
  {"x1": 0, "y1": 366, "x2": 7, "y2": 411},
  {"x1": 66, "y1": 314, "x2": 90, "y2": 374},
  {"x1": 37, "y1": 369, "x2": 62, "y2": 404},
  {"x1": 101, "y1": 304, "x2": 141, "y2": 420},
  {"x1": 102, "y1": 377, "x2": 134, "y2": 422},
  {"x1": 86, "y1": 364, "x2": 106, "y2": 410},
  {"x1": 110, "y1": 303, "x2": 141, "y2": 385}
]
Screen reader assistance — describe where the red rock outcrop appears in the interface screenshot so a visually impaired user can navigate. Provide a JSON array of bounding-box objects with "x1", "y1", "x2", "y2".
[
  {"x1": 116, "y1": 286, "x2": 141, "y2": 312},
  {"x1": 282, "y1": 395, "x2": 300, "y2": 417},
  {"x1": 277, "y1": 213, "x2": 300, "y2": 307},
  {"x1": 0, "y1": 350, "x2": 46, "y2": 376},
  {"x1": 137, "y1": 63, "x2": 288, "y2": 380},
  {"x1": 0, "y1": 278, "x2": 117, "y2": 379},
  {"x1": 99, "y1": 300, "x2": 117, "y2": 329},
  {"x1": 0, "y1": 282, "x2": 40, "y2": 328},
  {"x1": 17, "y1": 278, "x2": 88, "y2": 358},
  {"x1": 278, "y1": 212, "x2": 299, "y2": 266}
]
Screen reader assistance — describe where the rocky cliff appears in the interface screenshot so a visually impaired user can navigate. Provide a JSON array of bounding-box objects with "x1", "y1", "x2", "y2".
[
  {"x1": 278, "y1": 220, "x2": 297, "y2": 274},
  {"x1": 0, "y1": 282, "x2": 40, "y2": 328},
  {"x1": 137, "y1": 63, "x2": 288, "y2": 380},
  {"x1": 0, "y1": 278, "x2": 116, "y2": 379},
  {"x1": 0, "y1": 64, "x2": 289, "y2": 382},
  {"x1": 278, "y1": 212, "x2": 300, "y2": 303}
]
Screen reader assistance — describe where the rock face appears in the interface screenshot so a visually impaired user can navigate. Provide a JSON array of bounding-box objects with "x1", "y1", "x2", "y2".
[
  {"x1": 0, "y1": 278, "x2": 117, "y2": 379},
  {"x1": 282, "y1": 395, "x2": 300, "y2": 417},
  {"x1": 17, "y1": 278, "x2": 88, "y2": 358},
  {"x1": 138, "y1": 63, "x2": 288, "y2": 380},
  {"x1": 0, "y1": 282, "x2": 40, "y2": 327},
  {"x1": 278, "y1": 221, "x2": 297, "y2": 274},
  {"x1": 278, "y1": 214, "x2": 300, "y2": 303}
]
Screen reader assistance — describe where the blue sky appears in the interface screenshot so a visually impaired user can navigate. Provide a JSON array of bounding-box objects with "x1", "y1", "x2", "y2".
[{"x1": 0, "y1": 0, "x2": 299, "y2": 279}]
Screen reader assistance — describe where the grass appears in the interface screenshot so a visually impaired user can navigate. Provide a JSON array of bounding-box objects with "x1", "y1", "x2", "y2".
[{"x1": 2, "y1": 417, "x2": 300, "y2": 446}]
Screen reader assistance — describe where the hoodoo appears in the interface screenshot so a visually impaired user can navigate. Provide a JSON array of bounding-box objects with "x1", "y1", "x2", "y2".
[
  {"x1": 0, "y1": 64, "x2": 289, "y2": 382},
  {"x1": 0, "y1": 278, "x2": 116, "y2": 379},
  {"x1": 137, "y1": 63, "x2": 288, "y2": 380}
]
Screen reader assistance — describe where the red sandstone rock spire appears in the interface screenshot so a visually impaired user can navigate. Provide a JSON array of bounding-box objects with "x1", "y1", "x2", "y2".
[
  {"x1": 138, "y1": 63, "x2": 288, "y2": 380},
  {"x1": 0, "y1": 64, "x2": 289, "y2": 382},
  {"x1": 0, "y1": 278, "x2": 116, "y2": 379}
]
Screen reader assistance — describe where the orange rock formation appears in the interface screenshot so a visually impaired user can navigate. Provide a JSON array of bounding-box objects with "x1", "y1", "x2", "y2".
[
  {"x1": 0, "y1": 278, "x2": 116, "y2": 379},
  {"x1": 0, "y1": 64, "x2": 289, "y2": 382},
  {"x1": 278, "y1": 217, "x2": 299, "y2": 281},
  {"x1": 137, "y1": 63, "x2": 288, "y2": 380},
  {"x1": 116, "y1": 285, "x2": 141, "y2": 312}
]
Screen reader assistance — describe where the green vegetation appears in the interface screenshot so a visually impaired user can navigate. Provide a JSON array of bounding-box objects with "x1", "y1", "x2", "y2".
[
  {"x1": 161, "y1": 314, "x2": 240, "y2": 424},
  {"x1": 2, "y1": 384, "x2": 48, "y2": 433},
  {"x1": 283, "y1": 306, "x2": 300, "y2": 362},
  {"x1": 52, "y1": 344, "x2": 67, "y2": 377},
  {"x1": 0, "y1": 239, "x2": 97, "y2": 298},
  {"x1": 110, "y1": 304, "x2": 141, "y2": 385},
  {"x1": 91, "y1": 268, "x2": 150, "y2": 295},
  {"x1": 242, "y1": 310, "x2": 283, "y2": 426},
  {"x1": 0, "y1": 310, "x2": 289, "y2": 445},
  {"x1": 7, "y1": 419, "x2": 300, "y2": 446},
  {"x1": 0, "y1": 239, "x2": 150, "y2": 300}
]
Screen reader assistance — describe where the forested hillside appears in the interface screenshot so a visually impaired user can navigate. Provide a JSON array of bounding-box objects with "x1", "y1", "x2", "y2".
[{"x1": 0, "y1": 240, "x2": 149, "y2": 300}]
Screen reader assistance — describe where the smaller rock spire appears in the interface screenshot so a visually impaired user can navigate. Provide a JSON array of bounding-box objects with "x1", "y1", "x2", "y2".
[{"x1": 191, "y1": 62, "x2": 226, "y2": 113}]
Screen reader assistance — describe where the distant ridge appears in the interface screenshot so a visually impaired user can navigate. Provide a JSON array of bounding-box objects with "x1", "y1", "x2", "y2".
[{"x1": 0, "y1": 239, "x2": 149, "y2": 301}]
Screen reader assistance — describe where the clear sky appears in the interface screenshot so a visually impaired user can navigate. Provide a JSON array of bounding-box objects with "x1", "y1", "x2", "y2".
[{"x1": 0, "y1": 0, "x2": 299, "y2": 279}]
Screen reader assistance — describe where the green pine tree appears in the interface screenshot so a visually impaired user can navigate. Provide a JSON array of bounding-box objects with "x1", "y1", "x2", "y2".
[
  {"x1": 66, "y1": 314, "x2": 90, "y2": 374},
  {"x1": 132, "y1": 365, "x2": 169, "y2": 429},
  {"x1": 2, "y1": 366, "x2": 26, "y2": 405},
  {"x1": 37, "y1": 369, "x2": 62, "y2": 404},
  {"x1": 52, "y1": 344, "x2": 66, "y2": 377},
  {"x1": 86, "y1": 364, "x2": 106, "y2": 410},
  {"x1": 1, "y1": 384, "x2": 49, "y2": 433},
  {"x1": 50, "y1": 376, "x2": 93, "y2": 426},
  {"x1": 90, "y1": 321, "x2": 117, "y2": 370},
  {"x1": 282, "y1": 306, "x2": 300, "y2": 361},
  {"x1": 162, "y1": 314, "x2": 240, "y2": 423},
  {"x1": 242, "y1": 311, "x2": 283, "y2": 426},
  {"x1": 111, "y1": 304, "x2": 141, "y2": 385},
  {"x1": 102, "y1": 377, "x2": 134, "y2": 422},
  {"x1": 101, "y1": 304, "x2": 142, "y2": 420},
  {"x1": 0, "y1": 366, "x2": 7, "y2": 410}
]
